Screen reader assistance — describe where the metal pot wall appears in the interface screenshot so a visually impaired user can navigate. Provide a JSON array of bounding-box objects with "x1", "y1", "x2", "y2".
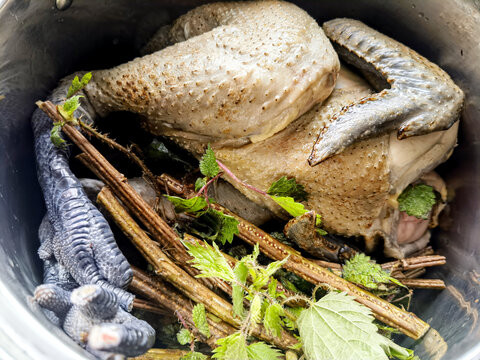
[{"x1": 0, "y1": 0, "x2": 479, "y2": 359}]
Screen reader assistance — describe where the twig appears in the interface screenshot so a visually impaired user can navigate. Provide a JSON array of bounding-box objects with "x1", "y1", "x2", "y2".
[
  {"x1": 130, "y1": 348, "x2": 190, "y2": 360},
  {"x1": 133, "y1": 298, "x2": 169, "y2": 316},
  {"x1": 78, "y1": 119, "x2": 163, "y2": 196},
  {"x1": 397, "y1": 279, "x2": 446, "y2": 290},
  {"x1": 382, "y1": 255, "x2": 446, "y2": 272}
]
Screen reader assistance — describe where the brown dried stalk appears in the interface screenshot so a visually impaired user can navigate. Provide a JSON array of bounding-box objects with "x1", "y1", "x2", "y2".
[
  {"x1": 131, "y1": 348, "x2": 190, "y2": 360},
  {"x1": 98, "y1": 186, "x2": 298, "y2": 350},
  {"x1": 133, "y1": 298, "x2": 169, "y2": 316},
  {"x1": 397, "y1": 278, "x2": 446, "y2": 290},
  {"x1": 382, "y1": 255, "x2": 446, "y2": 273},
  {"x1": 78, "y1": 120, "x2": 163, "y2": 196}
]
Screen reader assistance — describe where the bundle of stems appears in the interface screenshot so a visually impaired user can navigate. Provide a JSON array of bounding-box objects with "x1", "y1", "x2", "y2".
[{"x1": 37, "y1": 100, "x2": 445, "y2": 348}]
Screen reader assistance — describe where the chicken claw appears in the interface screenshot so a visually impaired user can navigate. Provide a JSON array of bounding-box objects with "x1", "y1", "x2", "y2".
[{"x1": 309, "y1": 18, "x2": 464, "y2": 165}]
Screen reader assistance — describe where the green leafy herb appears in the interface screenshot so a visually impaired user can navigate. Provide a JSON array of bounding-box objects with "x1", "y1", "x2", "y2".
[
  {"x1": 246, "y1": 342, "x2": 283, "y2": 360},
  {"x1": 177, "y1": 328, "x2": 193, "y2": 346},
  {"x1": 60, "y1": 95, "x2": 83, "y2": 119},
  {"x1": 249, "y1": 294, "x2": 263, "y2": 331},
  {"x1": 263, "y1": 303, "x2": 285, "y2": 338},
  {"x1": 50, "y1": 122, "x2": 66, "y2": 148},
  {"x1": 268, "y1": 176, "x2": 308, "y2": 202},
  {"x1": 183, "y1": 240, "x2": 236, "y2": 283},
  {"x1": 270, "y1": 196, "x2": 307, "y2": 217},
  {"x1": 213, "y1": 333, "x2": 248, "y2": 360},
  {"x1": 66, "y1": 72, "x2": 92, "y2": 98},
  {"x1": 232, "y1": 262, "x2": 248, "y2": 318},
  {"x1": 165, "y1": 195, "x2": 208, "y2": 214},
  {"x1": 181, "y1": 352, "x2": 208, "y2": 360},
  {"x1": 342, "y1": 253, "x2": 404, "y2": 289},
  {"x1": 192, "y1": 303, "x2": 210, "y2": 338},
  {"x1": 199, "y1": 144, "x2": 220, "y2": 178},
  {"x1": 195, "y1": 177, "x2": 207, "y2": 192},
  {"x1": 397, "y1": 184, "x2": 436, "y2": 220},
  {"x1": 297, "y1": 292, "x2": 397, "y2": 360},
  {"x1": 204, "y1": 208, "x2": 239, "y2": 244}
]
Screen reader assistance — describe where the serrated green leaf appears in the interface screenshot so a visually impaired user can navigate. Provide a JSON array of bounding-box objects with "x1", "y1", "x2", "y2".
[
  {"x1": 212, "y1": 333, "x2": 248, "y2": 360},
  {"x1": 246, "y1": 342, "x2": 283, "y2": 360},
  {"x1": 268, "y1": 278, "x2": 281, "y2": 299},
  {"x1": 192, "y1": 303, "x2": 210, "y2": 338},
  {"x1": 50, "y1": 123, "x2": 66, "y2": 147},
  {"x1": 397, "y1": 184, "x2": 436, "y2": 220},
  {"x1": 165, "y1": 195, "x2": 208, "y2": 214},
  {"x1": 264, "y1": 256, "x2": 289, "y2": 279},
  {"x1": 180, "y1": 351, "x2": 208, "y2": 360},
  {"x1": 249, "y1": 294, "x2": 263, "y2": 332},
  {"x1": 342, "y1": 254, "x2": 404, "y2": 290},
  {"x1": 271, "y1": 196, "x2": 307, "y2": 218},
  {"x1": 205, "y1": 208, "x2": 239, "y2": 245},
  {"x1": 232, "y1": 262, "x2": 248, "y2": 318},
  {"x1": 177, "y1": 328, "x2": 193, "y2": 345},
  {"x1": 283, "y1": 306, "x2": 304, "y2": 331},
  {"x1": 263, "y1": 303, "x2": 285, "y2": 338},
  {"x1": 199, "y1": 144, "x2": 220, "y2": 178},
  {"x1": 67, "y1": 72, "x2": 92, "y2": 98},
  {"x1": 381, "y1": 336, "x2": 418, "y2": 360},
  {"x1": 297, "y1": 292, "x2": 390, "y2": 360},
  {"x1": 268, "y1": 176, "x2": 308, "y2": 202},
  {"x1": 183, "y1": 240, "x2": 236, "y2": 283},
  {"x1": 61, "y1": 95, "x2": 83, "y2": 118},
  {"x1": 195, "y1": 177, "x2": 207, "y2": 192}
]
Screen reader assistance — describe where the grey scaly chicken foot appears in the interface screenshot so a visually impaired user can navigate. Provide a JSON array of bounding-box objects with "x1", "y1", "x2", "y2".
[
  {"x1": 309, "y1": 18, "x2": 464, "y2": 165},
  {"x1": 32, "y1": 76, "x2": 133, "y2": 309},
  {"x1": 34, "y1": 215, "x2": 155, "y2": 358}
]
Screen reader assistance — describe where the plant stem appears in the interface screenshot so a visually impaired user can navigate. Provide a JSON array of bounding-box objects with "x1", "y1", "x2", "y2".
[
  {"x1": 130, "y1": 348, "x2": 190, "y2": 360},
  {"x1": 132, "y1": 298, "x2": 169, "y2": 316},
  {"x1": 216, "y1": 160, "x2": 268, "y2": 196},
  {"x1": 397, "y1": 278, "x2": 446, "y2": 289}
]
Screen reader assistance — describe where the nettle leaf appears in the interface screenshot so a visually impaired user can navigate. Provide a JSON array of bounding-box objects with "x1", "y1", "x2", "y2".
[
  {"x1": 67, "y1": 72, "x2": 92, "y2": 98},
  {"x1": 183, "y1": 240, "x2": 236, "y2": 283},
  {"x1": 177, "y1": 328, "x2": 193, "y2": 345},
  {"x1": 165, "y1": 195, "x2": 208, "y2": 214},
  {"x1": 212, "y1": 333, "x2": 248, "y2": 360},
  {"x1": 50, "y1": 123, "x2": 66, "y2": 148},
  {"x1": 199, "y1": 144, "x2": 220, "y2": 178},
  {"x1": 271, "y1": 196, "x2": 307, "y2": 217},
  {"x1": 60, "y1": 95, "x2": 83, "y2": 118},
  {"x1": 247, "y1": 342, "x2": 283, "y2": 360},
  {"x1": 181, "y1": 352, "x2": 208, "y2": 360},
  {"x1": 205, "y1": 208, "x2": 239, "y2": 245},
  {"x1": 249, "y1": 294, "x2": 263, "y2": 332},
  {"x1": 283, "y1": 306, "x2": 304, "y2": 331},
  {"x1": 397, "y1": 184, "x2": 436, "y2": 220},
  {"x1": 232, "y1": 262, "x2": 248, "y2": 318},
  {"x1": 297, "y1": 292, "x2": 391, "y2": 360},
  {"x1": 268, "y1": 176, "x2": 308, "y2": 202},
  {"x1": 263, "y1": 303, "x2": 285, "y2": 338},
  {"x1": 192, "y1": 303, "x2": 210, "y2": 338},
  {"x1": 195, "y1": 177, "x2": 207, "y2": 192},
  {"x1": 342, "y1": 253, "x2": 404, "y2": 290}
]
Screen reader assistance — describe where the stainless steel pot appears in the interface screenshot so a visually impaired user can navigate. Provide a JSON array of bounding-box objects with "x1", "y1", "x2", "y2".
[{"x1": 1, "y1": 0, "x2": 479, "y2": 359}]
